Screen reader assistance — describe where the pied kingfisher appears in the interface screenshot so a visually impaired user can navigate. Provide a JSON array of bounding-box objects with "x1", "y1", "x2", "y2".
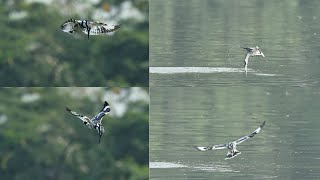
[
  {"x1": 193, "y1": 121, "x2": 266, "y2": 160},
  {"x1": 66, "y1": 101, "x2": 111, "y2": 144},
  {"x1": 243, "y1": 46, "x2": 265, "y2": 69},
  {"x1": 60, "y1": 19, "x2": 120, "y2": 39}
]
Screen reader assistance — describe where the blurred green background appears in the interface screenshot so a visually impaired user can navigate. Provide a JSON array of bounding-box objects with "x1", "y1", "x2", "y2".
[
  {"x1": 0, "y1": 0, "x2": 148, "y2": 86},
  {"x1": 0, "y1": 87, "x2": 149, "y2": 180}
]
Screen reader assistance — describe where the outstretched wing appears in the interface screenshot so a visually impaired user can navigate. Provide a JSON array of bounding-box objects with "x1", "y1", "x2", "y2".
[
  {"x1": 235, "y1": 121, "x2": 266, "y2": 145},
  {"x1": 61, "y1": 19, "x2": 79, "y2": 34},
  {"x1": 193, "y1": 143, "x2": 228, "y2": 152},
  {"x1": 82, "y1": 22, "x2": 120, "y2": 35},
  {"x1": 101, "y1": 101, "x2": 111, "y2": 114},
  {"x1": 92, "y1": 101, "x2": 111, "y2": 123},
  {"x1": 66, "y1": 107, "x2": 91, "y2": 124}
]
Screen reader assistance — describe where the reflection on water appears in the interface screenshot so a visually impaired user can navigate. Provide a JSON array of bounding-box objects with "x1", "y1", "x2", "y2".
[
  {"x1": 150, "y1": 162, "x2": 187, "y2": 169},
  {"x1": 150, "y1": 67, "x2": 249, "y2": 73},
  {"x1": 150, "y1": 67, "x2": 281, "y2": 77},
  {"x1": 150, "y1": 0, "x2": 320, "y2": 87},
  {"x1": 150, "y1": 161, "x2": 234, "y2": 172},
  {"x1": 150, "y1": 86, "x2": 320, "y2": 179}
]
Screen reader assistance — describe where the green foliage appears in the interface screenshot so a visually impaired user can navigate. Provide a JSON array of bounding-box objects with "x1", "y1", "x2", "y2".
[
  {"x1": 0, "y1": 1, "x2": 148, "y2": 86},
  {"x1": 0, "y1": 88, "x2": 149, "y2": 179}
]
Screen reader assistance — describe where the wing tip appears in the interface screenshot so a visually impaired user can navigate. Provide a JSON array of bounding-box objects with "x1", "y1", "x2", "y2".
[
  {"x1": 192, "y1": 145, "x2": 201, "y2": 151},
  {"x1": 192, "y1": 146, "x2": 209, "y2": 152},
  {"x1": 102, "y1": 101, "x2": 111, "y2": 113},
  {"x1": 65, "y1": 107, "x2": 71, "y2": 112},
  {"x1": 260, "y1": 121, "x2": 266, "y2": 128}
]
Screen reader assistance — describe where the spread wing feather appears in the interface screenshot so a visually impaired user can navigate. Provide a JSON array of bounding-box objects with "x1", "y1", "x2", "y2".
[
  {"x1": 60, "y1": 19, "x2": 79, "y2": 34},
  {"x1": 193, "y1": 143, "x2": 228, "y2": 152},
  {"x1": 65, "y1": 107, "x2": 93, "y2": 126},
  {"x1": 82, "y1": 23, "x2": 120, "y2": 35},
  {"x1": 193, "y1": 121, "x2": 266, "y2": 152},
  {"x1": 243, "y1": 47, "x2": 255, "y2": 53},
  {"x1": 235, "y1": 121, "x2": 266, "y2": 145}
]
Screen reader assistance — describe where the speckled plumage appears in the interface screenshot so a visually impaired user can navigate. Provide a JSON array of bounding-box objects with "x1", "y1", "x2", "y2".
[
  {"x1": 60, "y1": 19, "x2": 120, "y2": 39},
  {"x1": 66, "y1": 101, "x2": 111, "y2": 144}
]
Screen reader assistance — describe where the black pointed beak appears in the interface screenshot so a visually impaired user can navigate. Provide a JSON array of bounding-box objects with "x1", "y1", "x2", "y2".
[{"x1": 98, "y1": 132, "x2": 103, "y2": 144}]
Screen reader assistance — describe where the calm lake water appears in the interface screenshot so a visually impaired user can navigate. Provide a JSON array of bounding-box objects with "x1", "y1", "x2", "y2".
[
  {"x1": 149, "y1": 0, "x2": 320, "y2": 179},
  {"x1": 150, "y1": 0, "x2": 320, "y2": 87},
  {"x1": 150, "y1": 86, "x2": 320, "y2": 179}
]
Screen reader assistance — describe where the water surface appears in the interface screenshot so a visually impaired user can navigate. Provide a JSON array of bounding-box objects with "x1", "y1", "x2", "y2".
[
  {"x1": 150, "y1": 86, "x2": 320, "y2": 179},
  {"x1": 150, "y1": 0, "x2": 320, "y2": 87}
]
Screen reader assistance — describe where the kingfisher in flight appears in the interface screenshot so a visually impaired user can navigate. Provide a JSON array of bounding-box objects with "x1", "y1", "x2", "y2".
[
  {"x1": 243, "y1": 46, "x2": 265, "y2": 70},
  {"x1": 60, "y1": 19, "x2": 120, "y2": 39},
  {"x1": 66, "y1": 101, "x2": 111, "y2": 144},
  {"x1": 193, "y1": 121, "x2": 266, "y2": 160}
]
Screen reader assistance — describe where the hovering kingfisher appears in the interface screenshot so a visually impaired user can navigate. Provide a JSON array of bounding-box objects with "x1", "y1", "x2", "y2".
[
  {"x1": 193, "y1": 121, "x2": 266, "y2": 160},
  {"x1": 66, "y1": 101, "x2": 111, "y2": 144},
  {"x1": 243, "y1": 46, "x2": 265, "y2": 69},
  {"x1": 60, "y1": 19, "x2": 120, "y2": 39}
]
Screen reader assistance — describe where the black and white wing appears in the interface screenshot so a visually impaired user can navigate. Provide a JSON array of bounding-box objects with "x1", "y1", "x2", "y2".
[
  {"x1": 235, "y1": 121, "x2": 266, "y2": 145},
  {"x1": 243, "y1": 47, "x2": 255, "y2": 53},
  {"x1": 91, "y1": 101, "x2": 111, "y2": 124},
  {"x1": 66, "y1": 107, "x2": 92, "y2": 124},
  {"x1": 193, "y1": 143, "x2": 228, "y2": 152},
  {"x1": 82, "y1": 22, "x2": 120, "y2": 35},
  {"x1": 61, "y1": 19, "x2": 79, "y2": 34},
  {"x1": 101, "y1": 101, "x2": 111, "y2": 114}
]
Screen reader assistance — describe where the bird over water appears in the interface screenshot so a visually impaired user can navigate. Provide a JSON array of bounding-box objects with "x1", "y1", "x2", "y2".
[
  {"x1": 243, "y1": 46, "x2": 265, "y2": 70},
  {"x1": 193, "y1": 121, "x2": 266, "y2": 160}
]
